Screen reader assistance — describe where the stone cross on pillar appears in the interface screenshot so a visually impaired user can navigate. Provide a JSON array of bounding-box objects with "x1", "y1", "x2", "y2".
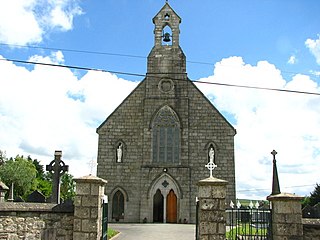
[
  {"x1": 46, "y1": 150, "x2": 69, "y2": 204},
  {"x1": 205, "y1": 158, "x2": 217, "y2": 178}
]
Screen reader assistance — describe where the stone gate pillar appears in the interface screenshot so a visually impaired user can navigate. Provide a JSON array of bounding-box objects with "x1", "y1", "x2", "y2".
[
  {"x1": 73, "y1": 175, "x2": 107, "y2": 240},
  {"x1": 197, "y1": 177, "x2": 228, "y2": 240},
  {"x1": 267, "y1": 193, "x2": 304, "y2": 240}
]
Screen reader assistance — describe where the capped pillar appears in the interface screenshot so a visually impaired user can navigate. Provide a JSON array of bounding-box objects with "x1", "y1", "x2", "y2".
[
  {"x1": 197, "y1": 161, "x2": 228, "y2": 239},
  {"x1": 267, "y1": 150, "x2": 303, "y2": 239},
  {"x1": 73, "y1": 175, "x2": 108, "y2": 240}
]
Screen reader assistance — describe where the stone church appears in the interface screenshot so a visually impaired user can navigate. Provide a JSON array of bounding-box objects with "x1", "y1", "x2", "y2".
[{"x1": 97, "y1": 2, "x2": 236, "y2": 223}]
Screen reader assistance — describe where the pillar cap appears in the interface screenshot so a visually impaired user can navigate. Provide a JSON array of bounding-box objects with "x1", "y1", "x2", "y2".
[
  {"x1": 74, "y1": 175, "x2": 107, "y2": 185},
  {"x1": 197, "y1": 177, "x2": 228, "y2": 186},
  {"x1": 267, "y1": 192, "x2": 303, "y2": 201}
]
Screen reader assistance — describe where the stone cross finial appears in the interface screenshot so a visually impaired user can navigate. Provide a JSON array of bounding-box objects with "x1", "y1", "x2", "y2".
[
  {"x1": 87, "y1": 158, "x2": 97, "y2": 176},
  {"x1": 46, "y1": 150, "x2": 69, "y2": 204},
  {"x1": 271, "y1": 149, "x2": 281, "y2": 195},
  {"x1": 205, "y1": 158, "x2": 217, "y2": 178}
]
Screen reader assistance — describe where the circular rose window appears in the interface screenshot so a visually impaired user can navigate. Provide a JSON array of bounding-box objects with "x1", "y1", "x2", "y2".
[{"x1": 159, "y1": 78, "x2": 174, "y2": 93}]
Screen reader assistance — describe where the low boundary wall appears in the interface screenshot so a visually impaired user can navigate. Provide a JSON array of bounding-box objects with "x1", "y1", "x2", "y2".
[
  {"x1": 303, "y1": 218, "x2": 320, "y2": 240},
  {"x1": 0, "y1": 202, "x2": 74, "y2": 239}
]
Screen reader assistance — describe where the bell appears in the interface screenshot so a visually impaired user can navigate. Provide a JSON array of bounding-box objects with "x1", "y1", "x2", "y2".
[{"x1": 163, "y1": 32, "x2": 171, "y2": 42}]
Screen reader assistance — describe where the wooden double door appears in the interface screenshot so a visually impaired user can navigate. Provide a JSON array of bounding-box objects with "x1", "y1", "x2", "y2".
[{"x1": 153, "y1": 189, "x2": 177, "y2": 223}]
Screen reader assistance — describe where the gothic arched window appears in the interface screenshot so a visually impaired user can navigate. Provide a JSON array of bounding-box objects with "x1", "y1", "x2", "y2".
[
  {"x1": 152, "y1": 106, "x2": 180, "y2": 163},
  {"x1": 112, "y1": 190, "x2": 124, "y2": 220}
]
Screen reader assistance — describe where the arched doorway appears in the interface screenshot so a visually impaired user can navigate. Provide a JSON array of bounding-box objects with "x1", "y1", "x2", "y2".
[
  {"x1": 149, "y1": 173, "x2": 181, "y2": 223},
  {"x1": 153, "y1": 189, "x2": 164, "y2": 222},
  {"x1": 166, "y1": 189, "x2": 177, "y2": 223},
  {"x1": 112, "y1": 190, "x2": 124, "y2": 221}
]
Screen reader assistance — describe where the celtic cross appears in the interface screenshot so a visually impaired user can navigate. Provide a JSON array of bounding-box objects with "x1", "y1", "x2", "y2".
[
  {"x1": 205, "y1": 160, "x2": 217, "y2": 178},
  {"x1": 46, "y1": 151, "x2": 69, "y2": 204}
]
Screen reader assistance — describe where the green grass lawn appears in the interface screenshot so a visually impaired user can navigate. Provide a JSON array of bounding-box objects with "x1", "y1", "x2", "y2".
[
  {"x1": 108, "y1": 228, "x2": 119, "y2": 239},
  {"x1": 226, "y1": 224, "x2": 268, "y2": 239}
]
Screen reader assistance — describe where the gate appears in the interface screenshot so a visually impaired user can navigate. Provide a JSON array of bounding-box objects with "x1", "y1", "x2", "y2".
[
  {"x1": 226, "y1": 201, "x2": 272, "y2": 240},
  {"x1": 102, "y1": 196, "x2": 108, "y2": 240},
  {"x1": 195, "y1": 198, "x2": 199, "y2": 240}
]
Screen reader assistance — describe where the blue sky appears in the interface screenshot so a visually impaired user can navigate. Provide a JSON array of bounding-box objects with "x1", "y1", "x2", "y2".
[{"x1": 0, "y1": 0, "x2": 320, "y2": 199}]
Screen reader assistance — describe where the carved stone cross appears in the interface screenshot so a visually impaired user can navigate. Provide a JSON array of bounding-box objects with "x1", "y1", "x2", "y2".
[
  {"x1": 87, "y1": 158, "x2": 97, "y2": 176},
  {"x1": 205, "y1": 161, "x2": 217, "y2": 178},
  {"x1": 46, "y1": 150, "x2": 69, "y2": 204}
]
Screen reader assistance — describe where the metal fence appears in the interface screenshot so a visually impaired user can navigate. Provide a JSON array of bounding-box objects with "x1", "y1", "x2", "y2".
[
  {"x1": 226, "y1": 201, "x2": 272, "y2": 240},
  {"x1": 102, "y1": 196, "x2": 108, "y2": 240},
  {"x1": 195, "y1": 199, "x2": 199, "y2": 240}
]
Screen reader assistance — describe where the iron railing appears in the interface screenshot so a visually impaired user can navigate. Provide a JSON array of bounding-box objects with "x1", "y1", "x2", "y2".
[
  {"x1": 102, "y1": 196, "x2": 108, "y2": 240},
  {"x1": 226, "y1": 201, "x2": 272, "y2": 240},
  {"x1": 195, "y1": 199, "x2": 199, "y2": 240}
]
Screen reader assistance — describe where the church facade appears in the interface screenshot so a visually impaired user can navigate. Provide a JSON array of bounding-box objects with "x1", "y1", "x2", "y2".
[{"x1": 97, "y1": 3, "x2": 236, "y2": 223}]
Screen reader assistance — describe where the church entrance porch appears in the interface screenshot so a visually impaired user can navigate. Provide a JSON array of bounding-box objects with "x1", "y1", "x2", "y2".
[
  {"x1": 149, "y1": 173, "x2": 181, "y2": 223},
  {"x1": 152, "y1": 188, "x2": 178, "y2": 223}
]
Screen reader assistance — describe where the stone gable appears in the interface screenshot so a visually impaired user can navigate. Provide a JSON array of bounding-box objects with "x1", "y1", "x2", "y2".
[{"x1": 96, "y1": 2, "x2": 236, "y2": 223}]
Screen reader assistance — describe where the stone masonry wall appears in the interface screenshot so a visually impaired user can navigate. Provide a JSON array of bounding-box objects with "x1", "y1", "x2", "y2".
[
  {"x1": 97, "y1": 81, "x2": 145, "y2": 222},
  {"x1": 303, "y1": 218, "x2": 320, "y2": 240},
  {"x1": 0, "y1": 202, "x2": 73, "y2": 240},
  {"x1": 97, "y1": 74, "x2": 236, "y2": 223},
  {"x1": 187, "y1": 81, "x2": 236, "y2": 221}
]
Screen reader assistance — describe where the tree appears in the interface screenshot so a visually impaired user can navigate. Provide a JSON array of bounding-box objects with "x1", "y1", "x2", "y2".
[
  {"x1": 302, "y1": 183, "x2": 320, "y2": 208},
  {"x1": 31, "y1": 158, "x2": 45, "y2": 178},
  {"x1": 309, "y1": 183, "x2": 320, "y2": 206},
  {"x1": 60, "y1": 173, "x2": 76, "y2": 201},
  {"x1": 0, "y1": 152, "x2": 76, "y2": 201},
  {"x1": 0, "y1": 150, "x2": 6, "y2": 166},
  {"x1": 0, "y1": 155, "x2": 37, "y2": 199}
]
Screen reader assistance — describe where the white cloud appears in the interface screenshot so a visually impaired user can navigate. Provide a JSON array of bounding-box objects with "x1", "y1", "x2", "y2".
[
  {"x1": 305, "y1": 35, "x2": 320, "y2": 65},
  {"x1": 0, "y1": 53, "x2": 138, "y2": 177},
  {"x1": 45, "y1": 0, "x2": 83, "y2": 31},
  {"x1": 0, "y1": 0, "x2": 82, "y2": 45},
  {"x1": 1, "y1": 53, "x2": 319, "y2": 200},
  {"x1": 196, "y1": 56, "x2": 320, "y2": 199},
  {"x1": 287, "y1": 55, "x2": 297, "y2": 64},
  {"x1": 310, "y1": 70, "x2": 320, "y2": 77}
]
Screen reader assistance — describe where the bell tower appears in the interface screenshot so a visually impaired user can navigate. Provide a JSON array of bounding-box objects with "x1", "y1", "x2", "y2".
[{"x1": 147, "y1": 2, "x2": 186, "y2": 74}]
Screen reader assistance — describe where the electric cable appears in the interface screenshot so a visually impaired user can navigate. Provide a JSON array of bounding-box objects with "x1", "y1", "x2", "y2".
[
  {"x1": 1, "y1": 42, "x2": 317, "y2": 78},
  {"x1": 1, "y1": 57, "x2": 319, "y2": 96}
]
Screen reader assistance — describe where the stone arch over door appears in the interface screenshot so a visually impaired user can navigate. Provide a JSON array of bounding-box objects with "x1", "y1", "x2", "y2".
[
  {"x1": 109, "y1": 187, "x2": 128, "y2": 222},
  {"x1": 148, "y1": 173, "x2": 182, "y2": 223}
]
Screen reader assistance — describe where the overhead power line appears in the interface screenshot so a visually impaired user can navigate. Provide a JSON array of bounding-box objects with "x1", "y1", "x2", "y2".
[
  {"x1": 1, "y1": 57, "x2": 320, "y2": 96},
  {"x1": 0, "y1": 43, "x2": 147, "y2": 60},
  {"x1": 0, "y1": 58, "x2": 145, "y2": 78},
  {"x1": 1, "y1": 42, "x2": 316, "y2": 77}
]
